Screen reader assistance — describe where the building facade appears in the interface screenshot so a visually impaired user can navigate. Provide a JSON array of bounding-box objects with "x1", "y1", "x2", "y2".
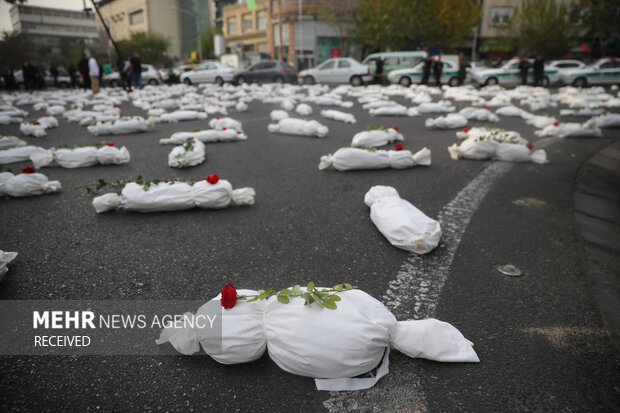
[
  {"x1": 96, "y1": 0, "x2": 184, "y2": 59},
  {"x1": 10, "y1": 4, "x2": 99, "y2": 49},
  {"x1": 222, "y1": 0, "x2": 269, "y2": 54}
]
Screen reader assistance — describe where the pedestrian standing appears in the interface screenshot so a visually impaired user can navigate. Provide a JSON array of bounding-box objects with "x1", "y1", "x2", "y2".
[
  {"x1": 78, "y1": 53, "x2": 90, "y2": 89},
  {"x1": 421, "y1": 56, "x2": 432, "y2": 85},
  {"x1": 374, "y1": 56, "x2": 384, "y2": 85},
  {"x1": 518, "y1": 56, "x2": 529, "y2": 85},
  {"x1": 50, "y1": 66, "x2": 59, "y2": 87},
  {"x1": 88, "y1": 54, "x2": 100, "y2": 94},
  {"x1": 433, "y1": 57, "x2": 444, "y2": 87},
  {"x1": 68, "y1": 64, "x2": 77, "y2": 88},
  {"x1": 129, "y1": 53, "x2": 143, "y2": 89},
  {"x1": 458, "y1": 53, "x2": 468, "y2": 86},
  {"x1": 533, "y1": 55, "x2": 545, "y2": 87}
]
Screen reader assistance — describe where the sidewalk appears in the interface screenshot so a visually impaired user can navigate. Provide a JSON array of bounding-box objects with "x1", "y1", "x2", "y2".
[{"x1": 574, "y1": 139, "x2": 620, "y2": 354}]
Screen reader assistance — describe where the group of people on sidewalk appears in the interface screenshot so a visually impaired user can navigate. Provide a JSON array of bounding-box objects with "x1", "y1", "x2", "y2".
[
  {"x1": 78, "y1": 53, "x2": 143, "y2": 94},
  {"x1": 518, "y1": 55, "x2": 547, "y2": 86}
]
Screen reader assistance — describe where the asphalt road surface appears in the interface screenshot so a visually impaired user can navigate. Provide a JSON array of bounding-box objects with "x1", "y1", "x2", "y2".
[{"x1": 1, "y1": 84, "x2": 619, "y2": 412}]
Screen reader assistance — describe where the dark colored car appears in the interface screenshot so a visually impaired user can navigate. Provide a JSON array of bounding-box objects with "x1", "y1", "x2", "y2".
[{"x1": 233, "y1": 61, "x2": 297, "y2": 85}]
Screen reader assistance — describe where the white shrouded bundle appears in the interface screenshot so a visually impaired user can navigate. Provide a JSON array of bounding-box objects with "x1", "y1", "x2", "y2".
[
  {"x1": 0, "y1": 136, "x2": 27, "y2": 150},
  {"x1": 368, "y1": 105, "x2": 410, "y2": 116},
  {"x1": 313, "y1": 97, "x2": 354, "y2": 108},
  {"x1": 458, "y1": 107, "x2": 499, "y2": 122},
  {"x1": 156, "y1": 287, "x2": 479, "y2": 391},
  {"x1": 19, "y1": 122, "x2": 47, "y2": 138},
  {"x1": 415, "y1": 101, "x2": 455, "y2": 114},
  {"x1": 0, "y1": 251, "x2": 18, "y2": 281},
  {"x1": 495, "y1": 105, "x2": 531, "y2": 118},
  {"x1": 36, "y1": 116, "x2": 59, "y2": 128},
  {"x1": 30, "y1": 145, "x2": 130, "y2": 168},
  {"x1": 0, "y1": 146, "x2": 42, "y2": 164},
  {"x1": 365, "y1": 185, "x2": 442, "y2": 254},
  {"x1": 0, "y1": 171, "x2": 61, "y2": 197},
  {"x1": 0, "y1": 115, "x2": 22, "y2": 125},
  {"x1": 270, "y1": 109, "x2": 290, "y2": 121},
  {"x1": 534, "y1": 122, "x2": 603, "y2": 138},
  {"x1": 448, "y1": 138, "x2": 547, "y2": 164},
  {"x1": 147, "y1": 108, "x2": 167, "y2": 117},
  {"x1": 587, "y1": 113, "x2": 620, "y2": 128},
  {"x1": 425, "y1": 114, "x2": 468, "y2": 129},
  {"x1": 159, "y1": 110, "x2": 208, "y2": 123},
  {"x1": 160, "y1": 129, "x2": 247, "y2": 144},
  {"x1": 319, "y1": 147, "x2": 431, "y2": 171},
  {"x1": 526, "y1": 115, "x2": 557, "y2": 129},
  {"x1": 268, "y1": 118, "x2": 329, "y2": 138},
  {"x1": 204, "y1": 105, "x2": 228, "y2": 115},
  {"x1": 209, "y1": 117, "x2": 243, "y2": 133},
  {"x1": 559, "y1": 108, "x2": 605, "y2": 117},
  {"x1": 87, "y1": 117, "x2": 148, "y2": 135},
  {"x1": 295, "y1": 103, "x2": 313, "y2": 116},
  {"x1": 168, "y1": 139, "x2": 206, "y2": 168},
  {"x1": 92, "y1": 179, "x2": 255, "y2": 213},
  {"x1": 235, "y1": 101, "x2": 249, "y2": 112},
  {"x1": 320, "y1": 109, "x2": 356, "y2": 124},
  {"x1": 456, "y1": 127, "x2": 526, "y2": 144},
  {"x1": 280, "y1": 100, "x2": 295, "y2": 111},
  {"x1": 351, "y1": 128, "x2": 403, "y2": 147}
]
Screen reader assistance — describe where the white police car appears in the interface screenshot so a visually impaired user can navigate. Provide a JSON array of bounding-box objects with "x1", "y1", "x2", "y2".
[
  {"x1": 471, "y1": 59, "x2": 559, "y2": 86},
  {"x1": 387, "y1": 59, "x2": 462, "y2": 86},
  {"x1": 559, "y1": 58, "x2": 620, "y2": 87}
]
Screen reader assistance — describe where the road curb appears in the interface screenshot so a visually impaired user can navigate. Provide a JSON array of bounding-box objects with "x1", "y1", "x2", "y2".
[{"x1": 574, "y1": 139, "x2": 620, "y2": 354}]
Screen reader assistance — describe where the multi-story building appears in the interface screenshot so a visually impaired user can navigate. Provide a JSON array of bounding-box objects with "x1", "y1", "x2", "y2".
[
  {"x1": 9, "y1": 4, "x2": 99, "y2": 50},
  {"x1": 222, "y1": 0, "x2": 269, "y2": 54},
  {"x1": 95, "y1": 0, "x2": 184, "y2": 59}
]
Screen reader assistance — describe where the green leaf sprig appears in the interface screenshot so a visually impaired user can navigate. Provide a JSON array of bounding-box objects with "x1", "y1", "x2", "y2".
[
  {"x1": 237, "y1": 283, "x2": 357, "y2": 310},
  {"x1": 76, "y1": 175, "x2": 201, "y2": 195},
  {"x1": 56, "y1": 141, "x2": 111, "y2": 150}
]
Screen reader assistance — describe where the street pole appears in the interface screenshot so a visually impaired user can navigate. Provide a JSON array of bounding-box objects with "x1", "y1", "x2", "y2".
[
  {"x1": 84, "y1": 0, "x2": 123, "y2": 65},
  {"x1": 298, "y1": 0, "x2": 302, "y2": 69},
  {"x1": 171, "y1": 5, "x2": 203, "y2": 62}
]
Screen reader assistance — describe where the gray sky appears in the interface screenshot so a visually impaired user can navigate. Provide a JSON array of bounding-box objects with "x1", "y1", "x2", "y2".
[{"x1": 0, "y1": 0, "x2": 87, "y2": 33}]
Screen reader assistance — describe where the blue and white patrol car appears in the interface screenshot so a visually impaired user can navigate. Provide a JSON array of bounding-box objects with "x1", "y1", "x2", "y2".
[{"x1": 471, "y1": 60, "x2": 559, "y2": 86}]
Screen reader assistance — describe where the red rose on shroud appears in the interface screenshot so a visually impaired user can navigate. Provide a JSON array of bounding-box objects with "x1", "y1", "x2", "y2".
[
  {"x1": 553, "y1": 121, "x2": 559, "y2": 127},
  {"x1": 101, "y1": 120, "x2": 105, "y2": 124},
  {"x1": 220, "y1": 283, "x2": 237, "y2": 309},
  {"x1": 21, "y1": 166, "x2": 36, "y2": 174},
  {"x1": 107, "y1": 142, "x2": 115, "y2": 147},
  {"x1": 392, "y1": 126, "x2": 398, "y2": 131},
  {"x1": 484, "y1": 106, "x2": 489, "y2": 110},
  {"x1": 33, "y1": 122, "x2": 40, "y2": 125},
  {"x1": 462, "y1": 127, "x2": 470, "y2": 133},
  {"x1": 222, "y1": 127, "x2": 227, "y2": 131},
  {"x1": 206, "y1": 174, "x2": 219, "y2": 184},
  {"x1": 216, "y1": 116, "x2": 221, "y2": 120},
  {"x1": 394, "y1": 144, "x2": 403, "y2": 151},
  {"x1": 526, "y1": 143, "x2": 533, "y2": 150},
  {"x1": 44, "y1": 114, "x2": 49, "y2": 117},
  {"x1": 73, "y1": 105, "x2": 78, "y2": 109},
  {"x1": 120, "y1": 114, "x2": 124, "y2": 118}
]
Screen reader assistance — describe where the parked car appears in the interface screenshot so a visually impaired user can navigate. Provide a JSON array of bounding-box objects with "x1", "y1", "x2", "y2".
[
  {"x1": 470, "y1": 59, "x2": 559, "y2": 86},
  {"x1": 104, "y1": 64, "x2": 162, "y2": 87},
  {"x1": 559, "y1": 58, "x2": 620, "y2": 87},
  {"x1": 15, "y1": 70, "x2": 72, "y2": 88},
  {"x1": 361, "y1": 51, "x2": 427, "y2": 76},
  {"x1": 548, "y1": 59, "x2": 587, "y2": 72},
  {"x1": 180, "y1": 61, "x2": 237, "y2": 85},
  {"x1": 387, "y1": 59, "x2": 462, "y2": 86},
  {"x1": 232, "y1": 61, "x2": 297, "y2": 85},
  {"x1": 297, "y1": 58, "x2": 372, "y2": 86}
]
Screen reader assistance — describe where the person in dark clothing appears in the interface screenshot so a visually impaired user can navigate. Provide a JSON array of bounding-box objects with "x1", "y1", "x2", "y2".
[
  {"x1": 432, "y1": 57, "x2": 444, "y2": 87},
  {"x1": 35, "y1": 65, "x2": 46, "y2": 89},
  {"x1": 421, "y1": 56, "x2": 432, "y2": 85},
  {"x1": 374, "y1": 57, "x2": 384, "y2": 85},
  {"x1": 22, "y1": 61, "x2": 36, "y2": 90},
  {"x1": 518, "y1": 56, "x2": 529, "y2": 85},
  {"x1": 50, "y1": 66, "x2": 59, "y2": 87},
  {"x1": 129, "y1": 53, "x2": 143, "y2": 89},
  {"x1": 116, "y1": 57, "x2": 131, "y2": 91},
  {"x1": 78, "y1": 54, "x2": 90, "y2": 89},
  {"x1": 533, "y1": 55, "x2": 545, "y2": 87},
  {"x1": 68, "y1": 64, "x2": 77, "y2": 88},
  {"x1": 458, "y1": 53, "x2": 468, "y2": 85}
]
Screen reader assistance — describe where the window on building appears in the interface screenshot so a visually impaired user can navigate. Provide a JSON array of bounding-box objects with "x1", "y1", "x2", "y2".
[
  {"x1": 256, "y1": 10, "x2": 267, "y2": 30},
  {"x1": 242, "y1": 13, "x2": 252, "y2": 32},
  {"x1": 490, "y1": 8, "x2": 511, "y2": 27},
  {"x1": 129, "y1": 9, "x2": 144, "y2": 25},
  {"x1": 257, "y1": 42, "x2": 267, "y2": 52},
  {"x1": 227, "y1": 17, "x2": 237, "y2": 34}
]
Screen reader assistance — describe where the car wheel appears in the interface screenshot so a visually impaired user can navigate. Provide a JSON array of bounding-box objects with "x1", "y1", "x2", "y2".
[
  {"x1": 485, "y1": 77, "x2": 498, "y2": 86},
  {"x1": 109, "y1": 79, "x2": 119, "y2": 87},
  {"x1": 542, "y1": 76, "x2": 550, "y2": 87},
  {"x1": 58, "y1": 81, "x2": 69, "y2": 88},
  {"x1": 303, "y1": 75, "x2": 315, "y2": 85},
  {"x1": 398, "y1": 76, "x2": 412, "y2": 87},
  {"x1": 215, "y1": 76, "x2": 224, "y2": 86},
  {"x1": 236, "y1": 76, "x2": 246, "y2": 85},
  {"x1": 573, "y1": 77, "x2": 587, "y2": 88},
  {"x1": 147, "y1": 79, "x2": 158, "y2": 85},
  {"x1": 350, "y1": 75, "x2": 362, "y2": 86},
  {"x1": 273, "y1": 75, "x2": 284, "y2": 83},
  {"x1": 183, "y1": 78, "x2": 192, "y2": 85},
  {"x1": 448, "y1": 77, "x2": 460, "y2": 87}
]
